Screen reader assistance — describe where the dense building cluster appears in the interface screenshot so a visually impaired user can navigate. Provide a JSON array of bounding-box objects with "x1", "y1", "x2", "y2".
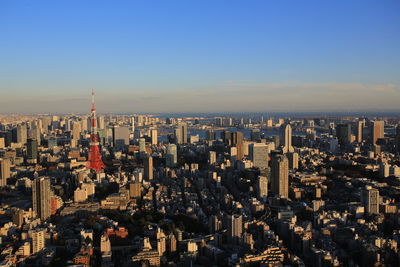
[{"x1": 0, "y1": 112, "x2": 400, "y2": 266}]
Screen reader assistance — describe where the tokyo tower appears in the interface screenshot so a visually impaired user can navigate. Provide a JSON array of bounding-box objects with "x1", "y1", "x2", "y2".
[{"x1": 86, "y1": 89, "x2": 105, "y2": 173}]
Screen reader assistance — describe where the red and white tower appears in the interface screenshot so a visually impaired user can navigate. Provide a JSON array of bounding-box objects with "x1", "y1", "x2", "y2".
[{"x1": 86, "y1": 89, "x2": 105, "y2": 173}]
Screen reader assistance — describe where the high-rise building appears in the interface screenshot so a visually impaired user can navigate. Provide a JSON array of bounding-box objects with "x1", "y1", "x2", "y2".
[
  {"x1": 356, "y1": 120, "x2": 365, "y2": 143},
  {"x1": 139, "y1": 138, "x2": 146, "y2": 153},
  {"x1": 113, "y1": 126, "x2": 130, "y2": 148},
  {"x1": 205, "y1": 130, "x2": 216, "y2": 141},
  {"x1": 151, "y1": 129, "x2": 158, "y2": 145},
  {"x1": 129, "y1": 182, "x2": 141, "y2": 198},
  {"x1": 271, "y1": 154, "x2": 289, "y2": 199},
  {"x1": 249, "y1": 143, "x2": 269, "y2": 169},
  {"x1": 361, "y1": 186, "x2": 380, "y2": 214},
  {"x1": 0, "y1": 158, "x2": 11, "y2": 187},
  {"x1": 166, "y1": 144, "x2": 177, "y2": 167},
  {"x1": 209, "y1": 151, "x2": 217, "y2": 165},
  {"x1": 17, "y1": 124, "x2": 27, "y2": 144},
  {"x1": 72, "y1": 121, "x2": 81, "y2": 140},
  {"x1": 31, "y1": 228, "x2": 45, "y2": 254},
  {"x1": 27, "y1": 138, "x2": 38, "y2": 160},
  {"x1": 231, "y1": 132, "x2": 244, "y2": 160},
  {"x1": 371, "y1": 121, "x2": 384, "y2": 145},
  {"x1": 279, "y1": 123, "x2": 294, "y2": 153},
  {"x1": 257, "y1": 176, "x2": 268, "y2": 200},
  {"x1": 227, "y1": 214, "x2": 242, "y2": 244},
  {"x1": 144, "y1": 156, "x2": 153, "y2": 180},
  {"x1": 175, "y1": 123, "x2": 187, "y2": 144},
  {"x1": 32, "y1": 177, "x2": 51, "y2": 220},
  {"x1": 287, "y1": 152, "x2": 299, "y2": 170},
  {"x1": 336, "y1": 124, "x2": 352, "y2": 146}
]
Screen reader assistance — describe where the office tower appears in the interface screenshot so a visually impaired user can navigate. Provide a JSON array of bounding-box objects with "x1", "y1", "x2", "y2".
[
  {"x1": 71, "y1": 121, "x2": 81, "y2": 140},
  {"x1": 221, "y1": 131, "x2": 232, "y2": 146},
  {"x1": 227, "y1": 214, "x2": 242, "y2": 244},
  {"x1": 260, "y1": 115, "x2": 264, "y2": 123},
  {"x1": 30, "y1": 122, "x2": 41, "y2": 144},
  {"x1": 144, "y1": 156, "x2": 153, "y2": 180},
  {"x1": 130, "y1": 116, "x2": 135, "y2": 134},
  {"x1": 209, "y1": 151, "x2": 217, "y2": 165},
  {"x1": 257, "y1": 176, "x2": 268, "y2": 199},
  {"x1": 32, "y1": 177, "x2": 51, "y2": 220},
  {"x1": 231, "y1": 132, "x2": 244, "y2": 160},
  {"x1": 271, "y1": 154, "x2": 289, "y2": 198},
  {"x1": 336, "y1": 124, "x2": 352, "y2": 146},
  {"x1": 139, "y1": 138, "x2": 146, "y2": 153},
  {"x1": 287, "y1": 152, "x2": 299, "y2": 170},
  {"x1": 206, "y1": 129, "x2": 216, "y2": 141},
  {"x1": 151, "y1": 129, "x2": 158, "y2": 145},
  {"x1": 361, "y1": 186, "x2": 380, "y2": 214},
  {"x1": 279, "y1": 123, "x2": 294, "y2": 153},
  {"x1": 87, "y1": 90, "x2": 106, "y2": 173},
  {"x1": 27, "y1": 138, "x2": 38, "y2": 160},
  {"x1": 248, "y1": 143, "x2": 269, "y2": 169},
  {"x1": 371, "y1": 121, "x2": 384, "y2": 145},
  {"x1": 175, "y1": 123, "x2": 187, "y2": 144},
  {"x1": 250, "y1": 129, "x2": 261, "y2": 142},
  {"x1": 31, "y1": 228, "x2": 45, "y2": 254},
  {"x1": 17, "y1": 124, "x2": 27, "y2": 144},
  {"x1": 129, "y1": 182, "x2": 141, "y2": 198},
  {"x1": 113, "y1": 126, "x2": 130, "y2": 148},
  {"x1": 166, "y1": 144, "x2": 177, "y2": 167},
  {"x1": 356, "y1": 120, "x2": 365, "y2": 143},
  {"x1": 0, "y1": 158, "x2": 11, "y2": 187},
  {"x1": 97, "y1": 115, "x2": 105, "y2": 130}
]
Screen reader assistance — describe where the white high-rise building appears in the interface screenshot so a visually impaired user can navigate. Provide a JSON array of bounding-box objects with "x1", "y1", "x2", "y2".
[{"x1": 280, "y1": 123, "x2": 294, "y2": 153}]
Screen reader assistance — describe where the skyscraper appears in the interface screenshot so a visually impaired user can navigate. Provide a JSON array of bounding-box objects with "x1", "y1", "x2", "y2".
[
  {"x1": 175, "y1": 122, "x2": 187, "y2": 144},
  {"x1": 0, "y1": 158, "x2": 11, "y2": 187},
  {"x1": 361, "y1": 186, "x2": 380, "y2": 214},
  {"x1": 144, "y1": 156, "x2": 153, "y2": 180},
  {"x1": 371, "y1": 121, "x2": 384, "y2": 145},
  {"x1": 166, "y1": 144, "x2": 177, "y2": 167},
  {"x1": 231, "y1": 132, "x2": 244, "y2": 160},
  {"x1": 257, "y1": 176, "x2": 268, "y2": 200},
  {"x1": 249, "y1": 143, "x2": 269, "y2": 169},
  {"x1": 151, "y1": 129, "x2": 158, "y2": 145},
  {"x1": 336, "y1": 124, "x2": 352, "y2": 146},
  {"x1": 227, "y1": 214, "x2": 242, "y2": 244},
  {"x1": 32, "y1": 177, "x2": 51, "y2": 220},
  {"x1": 279, "y1": 123, "x2": 294, "y2": 153},
  {"x1": 27, "y1": 138, "x2": 38, "y2": 160},
  {"x1": 17, "y1": 124, "x2": 27, "y2": 144},
  {"x1": 113, "y1": 126, "x2": 130, "y2": 148},
  {"x1": 271, "y1": 154, "x2": 289, "y2": 198},
  {"x1": 356, "y1": 120, "x2": 364, "y2": 143}
]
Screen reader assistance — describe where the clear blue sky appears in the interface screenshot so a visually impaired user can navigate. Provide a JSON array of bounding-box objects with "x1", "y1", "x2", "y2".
[{"x1": 0, "y1": 0, "x2": 399, "y2": 113}]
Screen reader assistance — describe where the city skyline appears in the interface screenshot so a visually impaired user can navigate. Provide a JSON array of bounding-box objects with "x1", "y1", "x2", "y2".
[{"x1": 1, "y1": 0, "x2": 399, "y2": 113}]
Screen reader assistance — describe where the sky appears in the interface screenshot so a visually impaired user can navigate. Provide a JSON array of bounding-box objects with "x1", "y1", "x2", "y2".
[{"x1": 0, "y1": 0, "x2": 399, "y2": 114}]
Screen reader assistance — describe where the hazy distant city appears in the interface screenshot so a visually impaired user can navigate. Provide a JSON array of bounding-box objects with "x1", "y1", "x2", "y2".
[{"x1": 1, "y1": 1, "x2": 400, "y2": 267}]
